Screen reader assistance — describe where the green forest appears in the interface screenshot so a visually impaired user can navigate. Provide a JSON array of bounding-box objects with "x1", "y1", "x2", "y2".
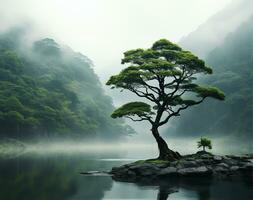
[
  {"x1": 170, "y1": 16, "x2": 253, "y2": 144},
  {"x1": 0, "y1": 28, "x2": 132, "y2": 140}
]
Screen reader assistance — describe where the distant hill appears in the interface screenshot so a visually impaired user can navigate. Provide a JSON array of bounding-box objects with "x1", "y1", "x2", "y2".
[
  {"x1": 0, "y1": 28, "x2": 133, "y2": 140},
  {"x1": 180, "y1": 0, "x2": 253, "y2": 58},
  {"x1": 168, "y1": 15, "x2": 253, "y2": 145}
]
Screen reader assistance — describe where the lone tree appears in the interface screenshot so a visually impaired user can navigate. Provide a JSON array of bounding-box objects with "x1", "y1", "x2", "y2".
[
  {"x1": 106, "y1": 39, "x2": 225, "y2": 161},
  {"x1": 197, "y1": 137, "x2": 212, "y2": 152}
]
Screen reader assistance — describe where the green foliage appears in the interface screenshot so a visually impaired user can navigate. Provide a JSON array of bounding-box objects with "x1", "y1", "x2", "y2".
[
  {"x1": 111, "y1": 102, "x2": 154, "y2": 118},
  {"x1": 107, "y1": 39, "x2": 225, "y2": 125},
  {"x1": 197, "y1": 137, "x2": 212, "y2": 151},
  {"x1": 194, "y1": 86, "x2": 225, "y2": 100},
  {"x1": 134, "y1": 159, "x2": 170, "y2": 165},
  {"x1": 0, "y1": 31, "x2": 130, "y2": 139},
  {"x1": 152, "y1": 39, "x2": 182, "y2": 51}
]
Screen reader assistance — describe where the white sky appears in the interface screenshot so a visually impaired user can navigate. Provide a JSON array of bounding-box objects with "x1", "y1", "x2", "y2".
[{"x1": 0, "y1": 0, "x2": 232, "y2": 81}]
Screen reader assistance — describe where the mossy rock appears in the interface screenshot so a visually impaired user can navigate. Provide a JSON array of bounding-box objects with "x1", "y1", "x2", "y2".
[{"x1": 134, "y1": 159, "x2": 170, "y2": 165}]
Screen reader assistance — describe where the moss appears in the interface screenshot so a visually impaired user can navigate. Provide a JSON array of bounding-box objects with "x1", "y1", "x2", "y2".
[{"x1": 133, "y1": 159, "x2": 170, "y2": 165}]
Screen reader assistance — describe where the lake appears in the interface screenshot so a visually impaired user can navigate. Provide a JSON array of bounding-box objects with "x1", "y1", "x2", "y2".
[{"x1": 0, "y1": 141, "x2": 252, "y2": 200}]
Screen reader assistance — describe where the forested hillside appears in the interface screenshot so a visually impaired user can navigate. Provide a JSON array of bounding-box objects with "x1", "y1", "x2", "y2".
[
  {"x1": 168, "y1": 16, "x2": 253, "y2": 144},
  {"x1": 0, "y1": 28, "x2": 132, "y2": 140}
]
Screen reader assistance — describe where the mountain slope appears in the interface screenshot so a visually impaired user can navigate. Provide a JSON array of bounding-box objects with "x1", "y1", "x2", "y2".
[
  {"x1": 167, "y1": 16, "x2": 253, "y2": 145},
  {"x1": 0, "y1": 28, "x2": 132, "y2": 140},
  {"x1": 180, "y1": 0, "x2": 253, "y2": 58}
]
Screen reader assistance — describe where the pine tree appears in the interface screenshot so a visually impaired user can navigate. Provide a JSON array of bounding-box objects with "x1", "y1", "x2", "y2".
[{"x1": 107, "y1": 39, "x2": 224, "y2": 160}]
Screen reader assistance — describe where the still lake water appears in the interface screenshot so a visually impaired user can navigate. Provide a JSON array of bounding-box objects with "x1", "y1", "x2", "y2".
[{"x1": 0, "y1": 141, "x2": 252, "y2": 200}]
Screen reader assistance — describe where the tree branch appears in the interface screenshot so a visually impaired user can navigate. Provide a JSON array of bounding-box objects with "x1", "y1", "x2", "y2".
[
  {"x1": 130, "y1": 87, "x2": 157, "y2": 103},
  {"x1": 158, "y1": 97, "x2": 206, "y2": 126},
  {"x1": 125, "y1": 116, "x2": 145, "y2": 122},
  {"x1": 125, "y1": 115, "x2": 154, "y2": 124}
]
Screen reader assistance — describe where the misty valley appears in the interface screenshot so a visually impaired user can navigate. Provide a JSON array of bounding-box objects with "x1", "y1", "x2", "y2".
[{"x1": 0, "y1": 0, "x2": 253, "y2": 200}]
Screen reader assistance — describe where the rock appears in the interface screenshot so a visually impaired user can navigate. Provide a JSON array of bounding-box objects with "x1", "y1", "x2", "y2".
[
  {"x1": 238, "y1": 160, "x2": 251, "y2": 167},
  {"x1": 129, "y1": 163, "x2": 154, "y2": 170},
  {"x1": 196, "y1": 151, "x2": 213, "y2": 158},
  {"x1": 127, "y1": 170, "x2": 136, "y2": 176},
  {"x1": 201, "y1": 159, "x2": 213, "y2": 165},
  {"x1": 196, "y1": 166, "x2": 209, "y2": 173},
  {"x1": 205, "y1": 165, "x2": 213, "y2": 170},
  {"x1": 155, "y1": 163, "x2": 170, "y2": 168},
  {"x1": 242, "y1": 162, "x2": 253, "y2": 170},
  {"x1": 178, "y1": 166, "x2": 210, "y2": 176},
  {"x1": 130, "y1": 163, "x2": 160, "y2": 176},
  {"x1": 217, "y1": 163, "x2": 229, "y2": 168},
  {"x1": 185, "y1": 157, "x2": 196, "y2": 161},
  {"x1": 110, "y1": 153, "x2": 253, "y2": 181},
  {"x1": 195, "y1": 159, "x2": 205, "y2": 165},
  {"x1": 158, "y1": 167, "x2": 177, "y2": 176},
  {"x1": 111, "y1": 166, "x2": 127, "y2": 172},
  {"x1": 111, "y1": 166, "x2": 129, "y2": 177},
  {"x1": 230, "y1": 166, "x2": 239, "y2": 171},
  {"x1": 170, "y1": 161, "x2": 179, "y2": 167},
  {"x1": 227, "y1": 155, "x2": 253, "y2": 160},
  {"x1": 214, "y1": 155, "x2": 222, "y2": 161},
  {"x1": 200, "y1": 154, "x2": 213, "y2": 159},
  {"x1": 138, "y1": 169, "x2": 155, "y2": 176},
  {"x1": 223, "y1": 158, "x2": 238, "y2": 166},
  {"x1": 214, "y1": 166, "x2": 228, "y2": 173},
  {"x1": 179, "y1": 160, "x2": 198, "y2": 168},
  {"x1": 80, "y1": 171, "x2": 111, "y2": 176}
]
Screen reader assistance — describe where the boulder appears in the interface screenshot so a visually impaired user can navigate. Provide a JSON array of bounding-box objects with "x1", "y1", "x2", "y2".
[
  {"x1": 178, "y1": 166, "x2": 210, "y2": 176},
  {"x1": 214, "y1": 166, "x2": 229, "y2": 173},
  {"x1": 223, "y1": 158, "x2": 238, "y2": 166},
  {"x1": 179, "y1": 160, "x2": 198, "y2": 168},
  {"x1": 130, "y1": 163, "x2": 160, "y2": 176},
  {"x1": 230, "y1": 166, "x2": 239, "y2": 171},
  {"x1": 213, "y1": 155, "x2": 222, "y2": 161},
  {"x1": 242, "y1": 162, "x2": 253, "y2": 170},
  {"x1": 217, "y1": 163, "x2": 229, "y2": 168},
  {"x1": 158, "y1": 167, "x2": 177, "y2": 176}
]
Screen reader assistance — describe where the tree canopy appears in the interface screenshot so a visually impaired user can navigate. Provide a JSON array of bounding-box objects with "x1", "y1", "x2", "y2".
[
  {"x1": 107, "y1": 39, "x2": 225, "y2": 127},
  {"x1": 197, "y1": 137, "x2": 212, "y2": 151}
]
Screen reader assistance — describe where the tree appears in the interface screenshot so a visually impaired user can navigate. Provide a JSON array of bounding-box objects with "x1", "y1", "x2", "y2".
[
  {"x1": 197, "y1": 137, "x2": 212, "y2": 152},
  {"x1": 106, "y1": 39, "x2": 225, "y2": 160}
]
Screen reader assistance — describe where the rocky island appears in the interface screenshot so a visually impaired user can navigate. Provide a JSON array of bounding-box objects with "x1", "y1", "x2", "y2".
[{"x1": 110, "y1": 152, "x2": 253, "y2": 182}]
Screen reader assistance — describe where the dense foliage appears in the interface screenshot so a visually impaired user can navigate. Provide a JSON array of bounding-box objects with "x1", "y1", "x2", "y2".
[
  {"x1": 0, "y1": 29, "x2": 131, "y2": 140},
  {"x1": 170, "y1": 16, "x2": 253, "y2": 143}
]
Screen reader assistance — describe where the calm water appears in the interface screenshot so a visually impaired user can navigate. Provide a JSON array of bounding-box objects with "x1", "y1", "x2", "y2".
[{"x1": 0, "y1": 143, "x2": 252, "y2": 200}]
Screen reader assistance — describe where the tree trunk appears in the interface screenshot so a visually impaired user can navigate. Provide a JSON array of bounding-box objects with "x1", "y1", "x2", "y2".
[{"x1": 151, "y1": 127, "x2": 181, "y2": 161}]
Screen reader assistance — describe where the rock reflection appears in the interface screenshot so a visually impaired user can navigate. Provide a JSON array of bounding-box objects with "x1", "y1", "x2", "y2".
[
  {"x1": 157, "y1": 186, "x2": 178, "y2": 200},
  {"x1": 113, "y1": 174, "x2": 253, "y2": 200}
]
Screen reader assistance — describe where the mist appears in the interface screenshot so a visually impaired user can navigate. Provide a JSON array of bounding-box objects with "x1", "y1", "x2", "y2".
[
  {"x1": 0, "y1": 0, "x2": 252, "y2": 152},
  {"x1": 180, "y1": 0, "x2": 253, "y2": 58},
  {"x1": 0, "y1": 0, "x2": 232, "y2": 82},
  {"x1": 1, "y1": 2, "x2": 253, "y2": 200},
  {"x1": 1, "y1": 137, "x2": 251, "y2": 161}
]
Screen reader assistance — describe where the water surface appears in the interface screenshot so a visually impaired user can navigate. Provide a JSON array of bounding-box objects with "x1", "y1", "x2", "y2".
[{"x1": 0, "y1": 142, "x2": 252, "y2": 200}]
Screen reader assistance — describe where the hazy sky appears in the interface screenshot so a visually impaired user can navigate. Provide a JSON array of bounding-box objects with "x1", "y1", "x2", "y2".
[{"x1": 0, "y1": 0, "x2": 233, "y2": 82}]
